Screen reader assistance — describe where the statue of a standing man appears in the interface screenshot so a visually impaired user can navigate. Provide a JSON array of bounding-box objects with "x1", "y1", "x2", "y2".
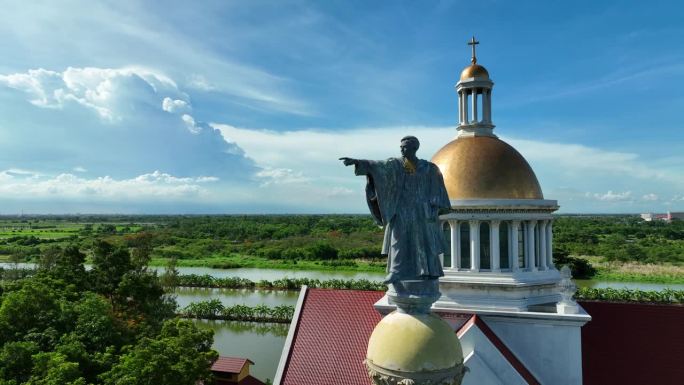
[{"x1": 340, "y1": 136, "x2": 451, "y2": 285}]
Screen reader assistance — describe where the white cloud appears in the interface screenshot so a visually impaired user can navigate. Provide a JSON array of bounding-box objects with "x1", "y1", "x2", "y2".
[
  {"x1": 586, "y1": 190, "x2": 633, "y2": 202},
  {"x1": 0, "y1": 66, "x2": 255, "y2": 182},
  {"x1": 162, "y1": 97, "x2": 190, "y2": 113},
  {"x1": 255, "y1": 167, "x2": 310, "y2": 186},
  {"x1": 181, "y1": 114, "x2": 201, "y2": 134},
  {"x1": 213, "y1": 124, "x2": 684, "y2": 212},
  {"x1": 186, "y1": 74, "x2": 215, "y2": 91},
  {"x1": 0, "y1": 169, "x2": 217, "y2": 200},
  {"x1": 72, "y1": 166, "x2": 87, "y2": 173},
  {"x1": 0, "y1": 66, "x2": 183, "y2": 121},
  {"x1": 642, "y1": 193, "x2": 659, "y2": 201}
]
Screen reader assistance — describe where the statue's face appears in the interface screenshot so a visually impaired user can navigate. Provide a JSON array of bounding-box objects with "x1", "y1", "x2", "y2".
[{"x1": 400, "y1": 140, "x2": 417, "y2": 158}]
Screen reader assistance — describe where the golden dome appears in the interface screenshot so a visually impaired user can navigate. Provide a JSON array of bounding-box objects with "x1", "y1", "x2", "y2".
[
  {"x1": 431, "y1": 136, "x2": 543, "y2": 200},
  {"x1": 460, "y1": 63, "x2": 489, "y2": 81}
]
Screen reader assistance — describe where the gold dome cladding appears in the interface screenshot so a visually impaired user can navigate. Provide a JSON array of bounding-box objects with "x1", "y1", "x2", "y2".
[
  {"x1": 460, "y1": 64, "x2": 489, "y2": 81},
  {"x1": 431, "y1": 136, "x2": 543, "y2": 200}
]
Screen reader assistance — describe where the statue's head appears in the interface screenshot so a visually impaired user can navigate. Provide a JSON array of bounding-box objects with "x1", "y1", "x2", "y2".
[{"x1": 400, "y1": 136, "x2": 419, "y2": 158}]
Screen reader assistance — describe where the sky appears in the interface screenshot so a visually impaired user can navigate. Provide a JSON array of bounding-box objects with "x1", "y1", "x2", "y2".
[{"x1": 0, "y1": 0, "x2": 682, "y2": 214}]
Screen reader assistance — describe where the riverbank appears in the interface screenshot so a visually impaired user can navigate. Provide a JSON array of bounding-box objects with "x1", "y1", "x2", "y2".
[
  {"x1": 148, "y1": 255, "x2": 684, "y2": 284},
  {"x1": 149, "y1": 255, "x2": 386, "y2": 273},
  {"x1": 576, "y1": 255, "x2": 684, "y2": 284}
]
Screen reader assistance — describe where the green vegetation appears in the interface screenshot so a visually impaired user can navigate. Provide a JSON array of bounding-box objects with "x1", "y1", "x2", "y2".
[
  {"x1": 575, "y1": 287, "x2": 684, "y2": 304},
  {"x1": 180, "y1": 300, "x2": 294, "y2": 323},
  {"x1": 554, "y1": 216, "x2": 684, "y2": 264},
  {"x1": 1, "y1": 214, "x2": 682, "y2": 282},
  {"x1": 177, "y1": 274, "x2": 385, "y2": 291},
  {"x1": 0, "y1": 241, "x2": 217, "y2": 385}
]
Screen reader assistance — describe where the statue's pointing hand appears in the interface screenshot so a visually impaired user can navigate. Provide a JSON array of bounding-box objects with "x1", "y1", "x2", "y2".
[{"x1": 339, "y1": 157, "x2": 357, "y2": 167}]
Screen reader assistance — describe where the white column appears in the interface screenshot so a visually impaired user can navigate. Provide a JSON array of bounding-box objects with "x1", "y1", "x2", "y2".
[
  {"x1": 510, "y1": 221, "x2": 519, "y2": 272},
  {"x1": 471, "y1": 89, "x2": 478, "y2": 123},
  {"x1": 482, "y1": 89, "x2": 490, "y2": 123},
  {"x1": 490, "y1": 220, "x2": 500, "y2": 272},
  {"x1": 463, "y1": 91, "x2": 469, "y2": 123},
  {"x1": 539, "y1": 220, "x2": 548, "y2": 270},
  {"x1": 526, "y1": 221, "x2": 537, "y2": 271},
  {"x1": 547, "y1": 221, "x2": 554, "y2": 268},
  {"x1": 487, "y1": 90, "x2": 493, "y2": 123},
  {"x1": 469, "y1": 220, "x2": 479, "y2": 272},
  {"x1": 458, "y1": 91, "x2": 463, "y2": 125},
  {"x1": 449, "y1": 220, "x2": 460, "y2": 269}
]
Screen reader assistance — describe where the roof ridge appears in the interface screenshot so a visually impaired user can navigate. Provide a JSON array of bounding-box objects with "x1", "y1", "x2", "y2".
[{"x1": 456, "y1": 314, "x2": 541, "y2": 385}]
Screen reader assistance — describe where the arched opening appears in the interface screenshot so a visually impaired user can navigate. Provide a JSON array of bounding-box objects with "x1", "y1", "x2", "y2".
[
  {"x1": 442, "y1": 221, "x2": 451, "y2": 268},
  {"x1": 480, "y1": 222, "x2": 490, "y2": 270},
  {"x1": 518, "y1": 224, "x2": 526, "y2": 269},
  {"x1": 459, "y1": 222, "x2": 470, "y2": 269},
  {"x1": 499, "y1": 222, "x2": 509, "y2": 269}
]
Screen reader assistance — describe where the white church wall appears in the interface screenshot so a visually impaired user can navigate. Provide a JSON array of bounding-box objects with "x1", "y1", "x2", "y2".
[
  {"x1": 459, "y1": 324, "x2": 527, "y2": 385},
  {"x1": 482, "y1": 315, "x2": 585, "y2": 385}
]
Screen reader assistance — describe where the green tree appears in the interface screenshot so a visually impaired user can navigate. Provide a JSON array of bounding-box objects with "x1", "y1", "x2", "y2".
[
  {"x1": 25, "y1": 352, "x2": 85, "y2": 385},
  {"x1": 0, "y1": 278, "x2": 67, "y2": 349},
  {"x1": 90, "y1": 241, "x2": 133, "y2": 298},
  {"x1": 100, "y1": 319, "x2": 217, "y2": 385},
  {"x1": 0, "y1": 341, "x2": 38, "y2": 384}
]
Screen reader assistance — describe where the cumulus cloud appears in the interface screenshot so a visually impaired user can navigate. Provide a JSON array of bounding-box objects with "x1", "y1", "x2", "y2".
[
  {"x1": 0, "y1": 169, "x2": 217, "y2": 200},
  {"x1": 215, "y1": 124, "x2": 683, "y2": 213},
  {"x1": 162, "y1": 97, "x2": 191, "y2": 113},
  {"x1": 255, "y1": 167, "x2": 310, "y2": 186},
  {"x1": 642, "y1": 193, "x2": 659, "y2": 201},
  {"x1": 0, "y1": 67, "x2": 184, "y2": 121},
  {"x1": 586, "y1": 190, "x2": 633, "y2": 202},
  {"x1": 0, "y1": 66, "x2": 257, "y2": 183}
]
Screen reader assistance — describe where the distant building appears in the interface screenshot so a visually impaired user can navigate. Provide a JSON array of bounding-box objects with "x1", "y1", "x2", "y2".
[
  {"x1": 211, "y1": 356, "x2": 265, "y2": 385},
  {"x1": 641, "y1": 212, "x2": 684, "y2": 222}
]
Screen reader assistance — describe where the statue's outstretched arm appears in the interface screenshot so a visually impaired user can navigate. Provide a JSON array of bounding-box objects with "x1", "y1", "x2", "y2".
[{"x1": 339, "y1": 157, "x2": 358, "y2": 166}]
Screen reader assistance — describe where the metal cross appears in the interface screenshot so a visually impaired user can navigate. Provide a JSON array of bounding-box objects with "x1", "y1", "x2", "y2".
[{"x1": 468, "y1": 36, "x2": 479, "y2": 63}]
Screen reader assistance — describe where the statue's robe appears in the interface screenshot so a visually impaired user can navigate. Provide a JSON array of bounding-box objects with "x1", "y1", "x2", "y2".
[{"x1": 355, "y1": 157, "x2": 451, "y2": 283}]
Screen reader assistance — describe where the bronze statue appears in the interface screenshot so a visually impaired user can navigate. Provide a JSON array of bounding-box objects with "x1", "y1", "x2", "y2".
[{"x1": 340, "y1": 136, "x2": 450, "y2": 285}]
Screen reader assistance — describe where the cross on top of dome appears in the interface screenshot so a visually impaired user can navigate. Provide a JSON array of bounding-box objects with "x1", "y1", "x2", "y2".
[{"x1": 468, "y1": 36, "x2": 479, "y2": 64}]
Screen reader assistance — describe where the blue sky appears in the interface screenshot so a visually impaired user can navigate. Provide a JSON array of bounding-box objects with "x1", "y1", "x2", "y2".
[{"x1": 0, "y1": 0, "x2": 682, "y2": 214}]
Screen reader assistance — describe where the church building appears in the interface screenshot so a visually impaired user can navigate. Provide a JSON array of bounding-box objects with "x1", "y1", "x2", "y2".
[{"x1": 271, "y1": 39, "x2": 682, "y2": 385}]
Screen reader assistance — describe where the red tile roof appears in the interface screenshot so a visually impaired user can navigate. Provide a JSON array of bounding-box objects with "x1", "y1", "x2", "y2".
[
  {"x1": 239, "y1": 375, "x2": 266, "y2": 385},
  {"x1": 211, "y1": 356, "x2": 254, "y2": 374},
  {"x1": 580, "y1": 301, "x2": 684, "y2": 385},
  {"x1": 279, "y1": 289, "x2": 684, "y2": 385},
  {"x1": 279, "y1": 289, "x2": 384, "y2": 385}
]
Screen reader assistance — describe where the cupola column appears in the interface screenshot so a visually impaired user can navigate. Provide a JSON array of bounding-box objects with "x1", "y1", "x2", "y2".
[
  {"x1": 471, "y1": 89, "x2": 478, "y2": 123},
  {"x1": 490, "y1": 220, "x2": 500, "y2": 272},
  {"x1": 448, "y1": 220, "x2": 461, "y2": 269},
  {"x1": 458, "y1": 92, "x2": 463, "y2": 125},
  {"x1": 539, "y1": 221, "x2": 548, "y2": 270},
  {"x1": 469, "y1": 220, "x2": 480, "y2": 271},
  {"x1": 484, "y1": 90, "x2": 492, "y2": 123},
  {"x1": 526, "y1": 221, "x2": 537, "y2": 271},
  {"x1": 546, "y1": 221, "x2": 555, "y2": 268},
  {"x1": 462, "y1": 92, "x2": 469, "y2": 124},
  {"x1": 510, "y1": 221, "x2": 520, "y2": 272}
]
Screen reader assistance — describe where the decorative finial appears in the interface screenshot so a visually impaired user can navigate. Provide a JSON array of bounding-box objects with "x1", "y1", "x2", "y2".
[
  {"x1": 468, "y1": 36, "x2": 479, "y2": 64},
  {"x1": 557, "y1": 265, "x2": 579, "y2": 314}
]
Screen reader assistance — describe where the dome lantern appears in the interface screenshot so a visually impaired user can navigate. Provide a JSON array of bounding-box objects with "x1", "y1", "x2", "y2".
[{"x1": 457, "y1": 36, "x2": 495, "y2": 137}]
